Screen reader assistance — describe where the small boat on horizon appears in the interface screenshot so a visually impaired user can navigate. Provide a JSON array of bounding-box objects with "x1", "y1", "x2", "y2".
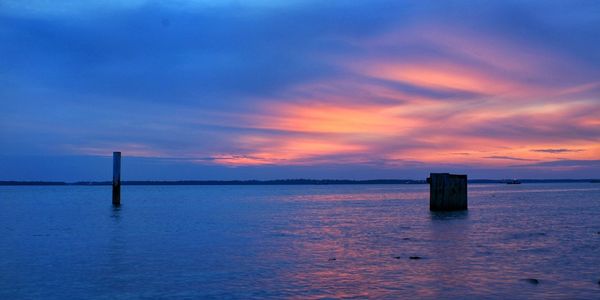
[{"x1": 506, "y1": 179, "x2": 522, "y2": 184}]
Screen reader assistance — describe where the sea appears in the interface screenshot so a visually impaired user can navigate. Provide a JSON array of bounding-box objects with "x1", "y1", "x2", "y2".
[{"x1": 1, "y1": 183, "x2": 599, "y2": 299}]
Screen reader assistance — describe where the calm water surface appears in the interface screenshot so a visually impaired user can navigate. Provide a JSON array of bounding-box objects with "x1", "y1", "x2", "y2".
[{"x1": 1, "y1": 183, "x2": 599, "y2": 299}]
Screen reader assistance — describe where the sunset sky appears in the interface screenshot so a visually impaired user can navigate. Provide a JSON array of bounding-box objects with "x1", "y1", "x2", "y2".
[{"x1": 1, "y1": 0, "x2": 599, "y2": 180}]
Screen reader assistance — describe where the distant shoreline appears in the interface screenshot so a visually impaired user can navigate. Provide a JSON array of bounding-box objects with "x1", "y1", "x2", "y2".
[{"x1": 1, "y1": 179, "x2": 599, "y2": 186}]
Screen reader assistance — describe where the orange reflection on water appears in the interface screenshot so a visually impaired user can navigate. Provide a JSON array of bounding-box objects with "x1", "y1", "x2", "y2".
[{"x1": 255, "y1": 189, "x2": 497, "y2": 299}]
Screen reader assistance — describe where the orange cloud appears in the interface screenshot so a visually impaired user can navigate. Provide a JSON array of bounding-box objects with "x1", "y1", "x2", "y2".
[
  {"x1": 73, "y1": 25, "x2": 598, "y2": 170},
  {"x1": 251, "y1": 102, "x2": 424, "y2": 135},
  {"x1": 212, "y1": 137, "x2": 367, "y2": 166},
  {"x1": 360, "y1": 62, "x2": 518, "y2": 95}
]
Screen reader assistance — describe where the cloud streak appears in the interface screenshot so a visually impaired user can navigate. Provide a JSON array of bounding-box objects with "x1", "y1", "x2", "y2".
[{"x1": 531, "y1": 149, "x2": 584, "y2": 154}]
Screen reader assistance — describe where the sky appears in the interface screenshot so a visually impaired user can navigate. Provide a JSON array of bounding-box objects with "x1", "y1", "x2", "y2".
[{"x1": 1, "y1": 0, "x2": 599, "y2": 181}]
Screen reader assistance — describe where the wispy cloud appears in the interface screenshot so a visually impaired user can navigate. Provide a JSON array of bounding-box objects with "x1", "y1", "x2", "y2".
[
  {"x1": 1, "y1": 1, "x2": 599, "y2": 179},
  {"x1": 509, "y1": 160, "x2": 600, "y2": 173},
  {"x1": 531, "y1": 149, "x2": 584, "y2": 154},
  {"x1": 484, "y1": 156, "x2": 538, "y2": 162}
]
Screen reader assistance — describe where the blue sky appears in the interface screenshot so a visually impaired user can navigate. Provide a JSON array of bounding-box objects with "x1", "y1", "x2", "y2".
[{"x1": 1, "y1": 0, "x2": 599, "y2": 181}]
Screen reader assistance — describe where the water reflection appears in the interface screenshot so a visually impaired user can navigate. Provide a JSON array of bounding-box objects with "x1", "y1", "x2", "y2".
[
  {"x1": 2, "y1": 184, "x2": 599, "y2": 299},
  {"x1": 429, "y1": 210, "x2": 469, "y2": 221},
  {"x1": 110, "y1": 205, "x2": 121, "y2": 222},
  {"x1": 427, "y1": 209, "x2": 478, "y2": 297},
  {"x1": 106, "y1": 203, "x2": 127, "y2": 294}
]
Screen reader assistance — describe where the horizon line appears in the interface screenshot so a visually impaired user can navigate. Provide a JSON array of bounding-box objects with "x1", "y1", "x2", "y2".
[{"x1": 1, "y1": 178, "x2": 599, "y2": 186}]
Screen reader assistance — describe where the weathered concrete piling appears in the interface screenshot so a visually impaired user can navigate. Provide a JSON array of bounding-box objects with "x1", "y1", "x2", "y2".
[
  {"x1": 427, "y1": 173, "x2": 467, "y2": 211},
  {"x1": 112, "y1": 152, "x2": 121, "y2": 206}
]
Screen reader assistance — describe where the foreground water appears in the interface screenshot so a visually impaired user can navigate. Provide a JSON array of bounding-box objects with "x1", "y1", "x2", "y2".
[{"x1": 1, "y1": 183, "x2": 599, "y2": 299}]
